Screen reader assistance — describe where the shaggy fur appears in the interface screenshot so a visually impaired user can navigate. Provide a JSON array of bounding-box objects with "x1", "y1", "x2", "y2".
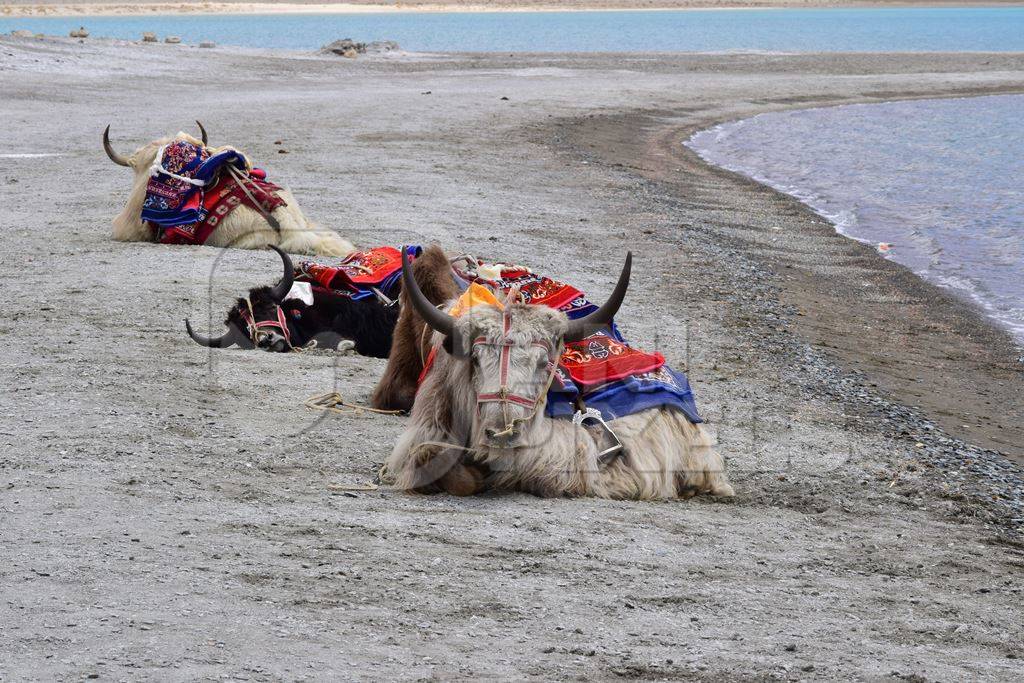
[
  {"x1": 371, "y1": 245, "x2": 460, "y2": 411},
  {"x1": 384, "y1": 303, "x2": 735, "y2": 500},
  {"x1": 110, "y1": 133, "x2": 354, "y2": 257}
]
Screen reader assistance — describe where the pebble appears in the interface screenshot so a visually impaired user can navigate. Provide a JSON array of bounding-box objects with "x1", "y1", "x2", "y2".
[{"x1": 165, "y1": 36, "x2": 182, "y2": 45}]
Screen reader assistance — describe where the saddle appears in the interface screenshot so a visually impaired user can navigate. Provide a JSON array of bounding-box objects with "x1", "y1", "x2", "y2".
[
  {"x1": 446, "y1": 259, "x2": 704, "y2": 423},
  {"x1": 141, "y1": 137, "x2": 285, "y2": 245},
  {"x1": 295, "y1": 246, "x2": 421, "y2": 303}
]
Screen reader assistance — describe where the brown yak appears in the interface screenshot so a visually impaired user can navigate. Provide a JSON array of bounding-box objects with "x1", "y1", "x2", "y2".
[
  {"x1": 381, "y1": 249, "x2": 735, "y2": 500},
  {"x1": 370, "y1": 244, "x2": 460, "y2": 411}
]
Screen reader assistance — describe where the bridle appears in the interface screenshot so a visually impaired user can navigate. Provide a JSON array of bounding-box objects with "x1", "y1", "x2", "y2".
[
  {"x1": 239, "y1": 296, "x2": 294, "y2": 350},
  {"x1": 472, "y1": 301, "x2": 560, "y2": 441}
]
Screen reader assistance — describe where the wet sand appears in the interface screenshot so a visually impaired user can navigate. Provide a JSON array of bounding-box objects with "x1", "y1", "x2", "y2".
[{"x1": 1, "y1": 37, "x2": 1023, "y2": 679}]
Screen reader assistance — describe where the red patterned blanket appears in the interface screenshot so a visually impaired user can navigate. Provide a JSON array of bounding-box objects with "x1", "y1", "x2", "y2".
[
  {"x1": 295, "y1": 246, "x2": 417, "y2": 300},
  {"x1": 157, "y1": 170, "x2": 284, "y2": 245}
]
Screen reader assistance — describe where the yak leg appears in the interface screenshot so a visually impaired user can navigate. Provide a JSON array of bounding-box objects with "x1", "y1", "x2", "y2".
[
  {"x1": 385, "y1": 424, "x2": 487, "y2": 495},
  {"x1": 404, "y1": 444, "x2": 486, "y2": 496},
  {"x1": 674, "y1": 417, "x2": 735, "y2": 498}
]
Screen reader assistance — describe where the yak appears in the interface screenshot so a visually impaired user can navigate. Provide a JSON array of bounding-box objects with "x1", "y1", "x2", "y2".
[
  {"x1": 184, "y1": 245, "x2": 398, "y2": 356},
  {"x1": 382, "y1": 249, "x2": 735, "y2": 500},
  {"x1": 184, "y1": 244, "x2": 457, "y2": 359},
  {"x1": 103, "y1": 123, "x2": 354, "y2": 257},
  {"x1": 369, "y1": 245, "x2": 461, "y2": 411}
]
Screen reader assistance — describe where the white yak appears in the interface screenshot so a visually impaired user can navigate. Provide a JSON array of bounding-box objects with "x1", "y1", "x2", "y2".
[
  {"x1": 103, "y1": 123, "x2": 353, "y2": 257},
  {"x1": 385, "y1": 249, "x2": 735, "y2": 500}
]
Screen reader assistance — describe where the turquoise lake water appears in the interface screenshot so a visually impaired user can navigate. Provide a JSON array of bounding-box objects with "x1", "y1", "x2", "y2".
[
  {"x1": 3, "y1": 8, "x2": 1024, "y2": 52},
  {"x1": 687, "y1": 95, "x2": 1024, "y2": 343}
]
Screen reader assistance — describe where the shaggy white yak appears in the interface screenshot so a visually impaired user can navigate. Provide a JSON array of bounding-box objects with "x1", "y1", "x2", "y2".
[
  {"x1": 384, "y1": 249, "x2": 735, "y2": 500},
  {"x1": 103, "y1": 124, "x2": 354, "y2": 257}
]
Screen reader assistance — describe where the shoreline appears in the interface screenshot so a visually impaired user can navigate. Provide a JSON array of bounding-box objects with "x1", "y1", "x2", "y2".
[
  {"x1": 684, "y1": 94, "x2": 1024, "y2": 347},
  {"x1": 3, "y1": 39, "x2": 1024, "y2": 677},
  {"x1": 4, "y1": 1, "x2": 1024, "y2": 18},
  {"x1": 641, "y1": 91, "x2": 1024, "y2": 463}
]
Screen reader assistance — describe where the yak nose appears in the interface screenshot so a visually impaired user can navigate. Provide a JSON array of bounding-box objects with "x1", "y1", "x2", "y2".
[{"x1": 485, "y1": 426, "x2": 519, "y2": 446}]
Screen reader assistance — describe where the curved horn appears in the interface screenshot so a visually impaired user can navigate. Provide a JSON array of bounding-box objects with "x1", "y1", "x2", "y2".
[
  {"x1": 185, "y1": 318, "x2": 241, "y2": 348},
  {"x1": 102, "y1": 125, "x2": 130, "y2": 167},
  {"x1": 564, "y1": 252, "x2": 632, "y2": 343},
  {"x1": 195, "y1": 120, "x2": 208, "y2": 145},
  {"x1": 402, "y1": 245, "x2": 454, "y2": 337},
  {"x1": 267, "y1": 245, "x2": 295, "y2": 302}
]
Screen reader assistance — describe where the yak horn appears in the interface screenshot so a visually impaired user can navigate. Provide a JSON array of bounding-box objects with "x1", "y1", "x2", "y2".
[
  {"x1": 267, "y1": 245, "x2": 295, "y2": 302},
  {"x1": 185, "y1": 318, "x2": 242, "y2": 348},
  {"x1": 564, "y1": 252, "x2": 632, "y2": 343},
  {"x1": 196, "y1": 120, "x2": 208, "y2": 145},
  {"x1": 402, "y1": 245, "x2": 455, "y2": 338},
  {"x1": 102, "y1": 125, "x2": 131, "y2": 167}
]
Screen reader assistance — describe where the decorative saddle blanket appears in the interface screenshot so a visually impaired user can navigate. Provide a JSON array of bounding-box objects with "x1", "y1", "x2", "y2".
[
  {"x1": 295, "y1": 246, "x2": 421, "y2": 301},
  {"x1": 444, "y1": 260, "x2": 703, "y2": 423},
  {"x1": 141, "y1": 138, "x2": 285, "y2": 246}
]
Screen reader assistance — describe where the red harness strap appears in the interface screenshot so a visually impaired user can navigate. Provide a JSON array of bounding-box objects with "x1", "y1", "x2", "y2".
[
  {"x1": 474, "y1": 305, "x2": 558, "y2": 417},
  {"x1": 239, "y1": 302, "x2": 293, "y2": 349}
]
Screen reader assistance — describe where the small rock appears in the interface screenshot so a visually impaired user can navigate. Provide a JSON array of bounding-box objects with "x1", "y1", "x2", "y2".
[
  {"x1": 322, "y1": 38, "x2": 366, "y2": 56},
  {"x1": 141, "y1": 32, "x2": 158, "y2": 43},
  {"x1": 10, "y1": 29, "x2": 34, "y2": 38},
  {"x1": 199, "y1": 41, "x2": 216, "y2": 49},
  {"x1": 277, "y1": 149, "x2": 289, "y2": 154},
  {"x1": 69, "y1": 27, "x2": 89, "y2": 39},
  {"x1": 165, "y1": 36, "x2": 181, "y2": 44}
]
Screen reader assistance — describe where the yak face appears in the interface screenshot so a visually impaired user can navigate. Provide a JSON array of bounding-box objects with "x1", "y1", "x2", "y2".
[
  {"x1": 226, "y1": 286, "x2": 303, "y2": 352},
  {"x1": 454, "y1": 304, "x2": 566, "y2": 450},
  {"x1": 399, "y1": 246, "x2": 633, "y2": 448},
  {"x1": 185, "y1": 245, "x2": 297, "y2": 351}
]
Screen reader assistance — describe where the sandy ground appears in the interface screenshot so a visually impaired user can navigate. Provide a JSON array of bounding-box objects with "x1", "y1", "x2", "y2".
[
  {"x1": 6, "y1": 0, "x2": 1024, "y2": 19},
  {"x1": 2, "y1": 36, "x2": 1024, "y2": 680}
]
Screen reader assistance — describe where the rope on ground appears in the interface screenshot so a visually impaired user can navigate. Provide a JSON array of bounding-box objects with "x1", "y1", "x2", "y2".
[{"x1": 304, "y1": 392, "x2": 404, "y2": 417}]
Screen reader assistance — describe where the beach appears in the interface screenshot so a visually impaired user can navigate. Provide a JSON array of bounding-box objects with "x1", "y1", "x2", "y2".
[
  {"x1": 1, "y1": 35, "x2": 1023, "y2": 679},
  {"x1": 5, "y1": 0, "x2": 1024, "y2": 18}
]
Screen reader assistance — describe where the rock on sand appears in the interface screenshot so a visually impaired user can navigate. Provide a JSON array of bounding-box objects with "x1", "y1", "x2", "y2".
[{"x1": 321, "y1": 38, "x2": 401, "y2": 59}]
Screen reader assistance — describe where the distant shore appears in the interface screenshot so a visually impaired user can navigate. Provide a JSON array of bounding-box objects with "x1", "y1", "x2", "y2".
[{"x1": 4, "y1": 0, "x2": 1024, "y2": 18}]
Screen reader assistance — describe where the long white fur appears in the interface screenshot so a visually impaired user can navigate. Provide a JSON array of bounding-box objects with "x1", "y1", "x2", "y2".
[
  {"x1": 110, "y1": 133, "x2": 354, "y2": 257},
  {"x1": 385, "y1": 303, "x2": 734, "y2": 500}
]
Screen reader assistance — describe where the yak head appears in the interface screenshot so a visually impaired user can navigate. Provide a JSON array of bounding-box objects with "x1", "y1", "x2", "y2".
[
  {"x1": 185, "y1": 245, "x2": 300, "y2": 352},
  {"x1": 402, "y1": 247, "x2": 632, "y2": 449},
  {"x1": 103, "y1": 121, "x2": 208, "y2": 173},
  {"x1": 103, "y1": 122, "x2": 209, "y2": 241}
]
